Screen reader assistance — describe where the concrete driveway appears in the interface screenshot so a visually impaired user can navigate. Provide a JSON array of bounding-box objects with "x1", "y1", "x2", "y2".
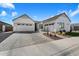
[{"x1": 0, "y1": 32, "x2": 79, "y2": 56}]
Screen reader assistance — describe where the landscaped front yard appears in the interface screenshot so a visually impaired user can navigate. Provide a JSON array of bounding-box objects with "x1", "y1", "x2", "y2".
[
  {"x1": 43, "y1": 33, "x2": 62, "y2": 40},
  {"x1": 66, "y1": 32, "x2": 79, "y2": 37},
  {"x1": 43, "y1": 31, "x2": 79, "y2": 40}
]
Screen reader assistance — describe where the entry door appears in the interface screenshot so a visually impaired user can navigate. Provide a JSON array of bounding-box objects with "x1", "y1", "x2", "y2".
[{"x1": 35, "y1": 23, "x2": 37, "y2": 31}]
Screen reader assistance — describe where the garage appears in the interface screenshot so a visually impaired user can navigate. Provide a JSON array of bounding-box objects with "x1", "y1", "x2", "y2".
[{"x1": 13, "y1": 14, "x2": 35, "y2": 32}]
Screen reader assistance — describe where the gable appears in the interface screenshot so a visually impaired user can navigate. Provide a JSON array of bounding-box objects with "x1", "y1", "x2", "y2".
[
  {"x1": 43, "y1": 13, "x2": 71, "y2": 23},
  {"x1": 13, "y1": 14, "x2": 35, "y2": 24},
  {"x1": 62, "y1": 13, "x2": 71, "y2": 22},
  {"x1": 56, "y1": 14, "x2": 71, "y2": 23}
]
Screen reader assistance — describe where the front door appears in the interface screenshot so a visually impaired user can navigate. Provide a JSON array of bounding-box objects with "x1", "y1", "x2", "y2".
[{"x1": 35, "y1": 23, "x2": 38, "y2": 31}]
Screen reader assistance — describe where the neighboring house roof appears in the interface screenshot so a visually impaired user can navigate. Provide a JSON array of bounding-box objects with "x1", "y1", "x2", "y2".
[
  {"x1": 71, "y1": 23, "x2": 79, "y2": 26},
  {"x1": 43, "y1": 13, "x2": 71, "y2": 23},
  {"x1": 12, "y1": 14, "x2": 35, "y2": 22},
  {"x1": 0, "y1": 21, "x2": 12, "y2": 26}
]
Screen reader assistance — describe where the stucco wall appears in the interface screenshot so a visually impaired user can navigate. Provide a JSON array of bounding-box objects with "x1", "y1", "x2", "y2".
[
  {"x1": 56, "y1": 14, "x2": 71, "y2": 32},
  {"x1": 43, "y1": 14, "x2": 71, "y2": 32}
]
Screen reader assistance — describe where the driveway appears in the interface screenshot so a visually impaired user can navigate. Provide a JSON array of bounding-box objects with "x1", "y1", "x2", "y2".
[
  {"x1": 0, "y1": 32, "x2": 13, "y2": 43},
  {"x1": 0, "y1": 32, "x2": 79, "y2": 56},
  {"x1": 0, "y1": 32, "x2": 52, "y2": 55}
]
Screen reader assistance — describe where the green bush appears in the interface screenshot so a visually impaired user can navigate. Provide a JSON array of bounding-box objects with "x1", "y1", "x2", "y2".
[{"x1": 66, "y1": 32, "x2": 79, "y2": 36}]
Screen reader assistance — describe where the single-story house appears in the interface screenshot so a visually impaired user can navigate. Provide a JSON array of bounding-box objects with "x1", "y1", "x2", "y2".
[
  {"x1": 0, "y1": 21, "x2": 13, "y2": 32},
  {"x1": 42, "y1": 13, "x2": 71, "y2": 32},
  {"x1": 71, "y1": 23, "x2": 79, "y2": 31},
  {"x1": 12, "y1": 14, "x2": 35, "y2": 32}
]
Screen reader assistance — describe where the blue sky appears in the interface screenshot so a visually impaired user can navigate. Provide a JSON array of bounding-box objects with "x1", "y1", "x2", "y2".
[{"x1": 0, "y1": 3, "x2": 79, "y2": 24}]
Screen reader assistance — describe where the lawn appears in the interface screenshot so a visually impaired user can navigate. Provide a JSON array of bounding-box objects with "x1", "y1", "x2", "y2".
[{"x1": 66, "y1": 32, "x2": 79, "y2": 36}]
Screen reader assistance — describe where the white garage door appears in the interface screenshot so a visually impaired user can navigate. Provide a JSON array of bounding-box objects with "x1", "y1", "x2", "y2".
[{"x1": 14, "y1": 24, "x2": 34, "y2": 31}]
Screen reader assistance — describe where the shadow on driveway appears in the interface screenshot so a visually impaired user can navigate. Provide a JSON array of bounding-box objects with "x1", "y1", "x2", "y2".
[{"x1": 0, "y1": 32, "x2": 13, "y2": 43}]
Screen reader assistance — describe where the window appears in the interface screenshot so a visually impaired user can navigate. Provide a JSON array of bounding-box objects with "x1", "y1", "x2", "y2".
[
  {"x1": 49, "y1": 23, "x2": 54, "y2": 25},
  {"x1": 58, "y1": 22, "x2": 64, "y2": 29},
  {"x1": 49, "y1": 24, "x2": 51, "y2": 25},
  {"x1": 17, "y1": 23, "x2": 32, "y2": 26},
  {"x1": 29, "y1": 24, "x2": 32, "y2": 26},
  {"x1": 51, "y1": 23, "x2": 54, "y2": 25},
  {"x1": 44, "y1": 23, "x2": 54, "y2": 26},
  {"x1": 25, "y1": 24, "x2": 28, "y2": 26},
  {"x1": 25, "y1": 24, "x2": 32, "y2": 26},
  {"x1": 44, "y1": 24, "x2": 49, "y2": 26},
  {"x1": 61, "y1": 23, "x2": 64, "y2": 28},
  {"x1": 22, "y1": 24, "x2": 24, "y2": 25},
  {"x1": 17, "y1": 24, "x2": 20, "y2": 25}
]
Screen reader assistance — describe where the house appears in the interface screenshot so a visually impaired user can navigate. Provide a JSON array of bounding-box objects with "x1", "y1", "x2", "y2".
[
  {"x1": 12, "y1": 13, "x2": 71, "y2": 32},
  {"x1": 42, "y1": 13, "x2": 71, "y2": 32},
  {"x1": 12, "y1": 14, "x2": 35, "y2": 32},
  {"x1": 0, "y1": 21, "x2": 13, "y2": 32},
  {"x1": 71, "y1": 23, "x2": 79, "y2": 31}
]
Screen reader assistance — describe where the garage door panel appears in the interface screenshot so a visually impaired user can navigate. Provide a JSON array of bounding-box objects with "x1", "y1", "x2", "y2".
[{"x1": 14, "y1": 25, "x2": 34, "y2": 31}]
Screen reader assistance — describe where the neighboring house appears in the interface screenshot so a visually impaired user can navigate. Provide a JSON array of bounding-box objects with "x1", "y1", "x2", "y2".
[
  {"x1": 0, "y1": 21, "x2": 13, "y2": 32},
  {"x1": 12, "y1": 14, "x2": 35, "y2": 32},
  {"x1": 71, "y1": 23, "x2": 79, "y2": 31},
  {"x1": 42, "y1": 13, "x2": 71, "y2": 32}
]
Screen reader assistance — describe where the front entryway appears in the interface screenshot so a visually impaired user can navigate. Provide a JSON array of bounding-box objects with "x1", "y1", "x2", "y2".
[{"x1": 35, "y1": 23, "x2": 38, "y2": 32}]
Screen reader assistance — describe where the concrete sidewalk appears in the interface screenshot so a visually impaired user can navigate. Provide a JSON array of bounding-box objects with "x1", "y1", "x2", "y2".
[{"x1": 0, "y1": 33, "x2": 79, "y2": 56}]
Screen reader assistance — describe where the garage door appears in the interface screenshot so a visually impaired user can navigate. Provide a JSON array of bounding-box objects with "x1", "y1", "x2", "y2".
[{"x1": 14, "y1": 25, "x2": 34, "y2": 31}]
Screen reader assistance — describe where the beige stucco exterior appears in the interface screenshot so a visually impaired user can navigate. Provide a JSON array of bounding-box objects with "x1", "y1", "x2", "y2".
[{"x1": 43, "y1": 13, "x2": 71, "y2": 32}]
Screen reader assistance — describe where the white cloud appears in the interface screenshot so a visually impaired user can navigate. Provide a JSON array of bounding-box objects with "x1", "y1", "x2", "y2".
[
  {"x1": 70, "y1": 9, "x2": 79, "y2": 17},
  {"x1": 33, "y1": 16, "x2": 38, "y2": 20},
  {"x1": 0, "y1": 11, "x2": 7, "y2": 16},
  {"x1": 0, "y1": 3, "x2": 15, "y2": 9},
  {"x1": 69, "y1": 10, "x2": 72, "y2": 14},
  {"x1": 58, "y1": 4, "x2": 79, "y2": 17},
  {"x1": 12, "y1": 11, "x2": 17, "y2": 17},
  {"x1": 78, "y1": 4, "x2": 79, "y2": 8},
  {"x1": 70, "y1": 4, "x2": 79, "y2": 17},
  {"x1": 34, "y1": 16, "x2": 37, "y2": 18}
]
